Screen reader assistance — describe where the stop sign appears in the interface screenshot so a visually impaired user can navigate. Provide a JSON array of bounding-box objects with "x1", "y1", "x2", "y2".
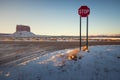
[{"x1": 78, "y1": 6, "x2": 90, "y2": 17}]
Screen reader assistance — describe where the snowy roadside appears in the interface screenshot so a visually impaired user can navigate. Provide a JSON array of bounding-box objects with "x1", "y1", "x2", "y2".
[{"x1": 0, "y1": 45, "x2": 120, "y2": 80}]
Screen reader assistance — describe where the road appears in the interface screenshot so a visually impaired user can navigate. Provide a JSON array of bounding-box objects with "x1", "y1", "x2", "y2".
[{"x1": 0, "y1": 41, "x2": 120, "y2": 65}]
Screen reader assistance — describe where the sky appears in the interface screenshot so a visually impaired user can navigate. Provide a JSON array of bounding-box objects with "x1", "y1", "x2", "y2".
[{"x1": 0, "y1": 0, "x2": 120, "y2": 36}]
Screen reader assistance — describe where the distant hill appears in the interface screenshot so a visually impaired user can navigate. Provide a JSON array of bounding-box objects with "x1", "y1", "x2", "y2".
[{"x1": 0, "y1": 33, "x2": 120, "y2": 38}]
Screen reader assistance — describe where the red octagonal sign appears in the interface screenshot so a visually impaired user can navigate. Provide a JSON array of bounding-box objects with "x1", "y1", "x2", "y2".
[{"x1": 78, "y1": 6, "x2": 90, "y2": 17}]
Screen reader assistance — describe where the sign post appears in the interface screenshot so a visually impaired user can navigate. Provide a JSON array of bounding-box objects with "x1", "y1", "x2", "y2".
[
  {"x1": 78, "y1": 6, "x2": 90, "y2": 51},
  {"x1": 79, "y1": 16, "x2": 81, "y2": 50}
]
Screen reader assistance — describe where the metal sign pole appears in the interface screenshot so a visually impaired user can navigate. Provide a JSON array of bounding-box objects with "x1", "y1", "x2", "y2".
[
  {"x1": 78, "y1": 6, "x2": 90, "y2": 51},
  {"x1": 80, "y1": 16, "x2": 81, "y2": 50},
  {"x1": 86, "y1": 16, "x2": 88, "y2": 50}
]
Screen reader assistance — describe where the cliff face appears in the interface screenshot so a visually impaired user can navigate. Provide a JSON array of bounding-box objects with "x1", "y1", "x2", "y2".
[
  {"x1": 11, "y1": 25, "x2": 36, "y2": 37},
  {"x1": 16, "y1": 25, "x2": 30, "y2": 32}
]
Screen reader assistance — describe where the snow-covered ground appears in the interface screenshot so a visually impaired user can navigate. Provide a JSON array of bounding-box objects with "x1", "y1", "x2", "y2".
[
  {"x1": 0, "y1": 45, "x2": 120, "y2": 80},
  {"x1": 12, "y1": 31, "x2": 36, "y2": 37}
]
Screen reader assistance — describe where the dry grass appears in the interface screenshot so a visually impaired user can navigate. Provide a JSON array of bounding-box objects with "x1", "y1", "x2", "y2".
[{"x1": 0, "y1": 41, "x2": 120, "y2": 65}]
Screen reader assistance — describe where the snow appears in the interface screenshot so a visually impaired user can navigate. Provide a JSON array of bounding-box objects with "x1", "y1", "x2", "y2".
[
  {"x1": 12, "y1": 31, "x2": 36, "y2": 37},
  {"x1": 0, "y1": 45, "x2": 120, "y2": 80}
]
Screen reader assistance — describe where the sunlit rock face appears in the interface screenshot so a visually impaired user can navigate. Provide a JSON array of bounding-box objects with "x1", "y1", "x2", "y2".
[{"x1": 16, "y1": 25, "x2": 30, "y2": 32}]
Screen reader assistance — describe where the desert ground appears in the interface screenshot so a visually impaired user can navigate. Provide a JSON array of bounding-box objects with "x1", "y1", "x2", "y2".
[{"x1": 0, "y1": 41, "x2": 120, "y2": 65}]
